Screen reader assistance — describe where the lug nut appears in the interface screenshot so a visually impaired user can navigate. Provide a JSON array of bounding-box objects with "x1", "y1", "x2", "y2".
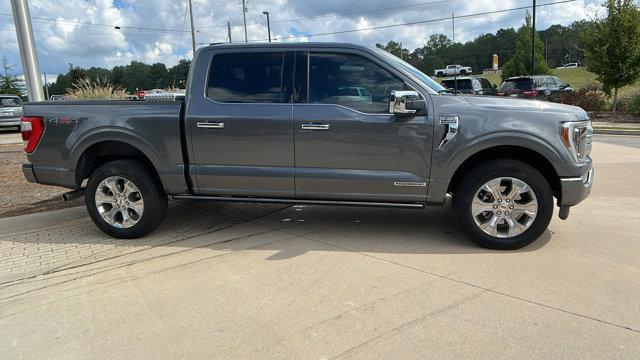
[
  {"x1": 505, "y1": 211, "x2": 509, "y2": 215},
  {"x1": 497, "y1": 211, "x2": 501, "y2": 215},
  {"x1": 497, "y1": 199, "x2": 502, "y2": 203},
  {"x1": 506, "y1": 199, "x2": 510, "y2": 203},
  {"x1": 509, "y1": 205, "x2": 514, "y2": 209},
  {"x1": 493, "y1": 205, "x2": 498, "y2": 209}
]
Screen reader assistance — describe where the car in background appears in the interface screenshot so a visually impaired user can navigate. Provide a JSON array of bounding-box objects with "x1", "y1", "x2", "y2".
[
  {"x1": 0, "y1": 94, "x2": 23, "y2": 130},
  {"x1": 440, "y1": 76, "x2": 498, "y2": 96},
  {"x1": 434, "y1": 64, "x2": 472, "y2": 77},
  {"x1": 559, "y1": 63, "x2": 579, "y2": 69},
  {"x1": 497, "y1": 75, "x2": 573, "y2": 100},
  {"x1": 49, "y1": 95, "x2": 67, "y2": 101}
]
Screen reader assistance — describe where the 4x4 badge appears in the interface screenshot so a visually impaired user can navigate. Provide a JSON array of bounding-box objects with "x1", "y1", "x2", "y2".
[{"x1": 439, "y1": 116, "x2": 458, "y2": 124}]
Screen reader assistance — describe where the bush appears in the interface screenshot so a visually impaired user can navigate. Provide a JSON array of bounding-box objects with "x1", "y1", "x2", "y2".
[
  {"x1": 551, "y1": 88, "x2": 609, "y2": 111},
  {"x1": 65, "y1": 77, "x2": 126, "y2": 100},
  {"x1": 618, "y1": 92, "x2": 640, "y2": 116}
]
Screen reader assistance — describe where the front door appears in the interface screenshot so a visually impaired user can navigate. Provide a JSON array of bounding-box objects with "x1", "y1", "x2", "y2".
[
  {"x1": 293, "y1": 51, "x2": 432, "y2": 203},
  {"x1": 188, "y1": 50, "x2": 295, "y2": 198}
]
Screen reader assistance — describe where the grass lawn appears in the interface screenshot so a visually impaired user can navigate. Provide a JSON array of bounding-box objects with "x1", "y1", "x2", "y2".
[{"x1": 483, "y1": 68, "x2": 639, "y2": 98}]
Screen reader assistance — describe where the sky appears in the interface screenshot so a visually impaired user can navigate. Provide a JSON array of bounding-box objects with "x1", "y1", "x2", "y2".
[{"x1": 0, "y1": 0, "x2": 606, "y2": 78}]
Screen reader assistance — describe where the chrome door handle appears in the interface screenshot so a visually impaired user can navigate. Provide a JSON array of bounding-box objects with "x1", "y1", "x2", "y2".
[
  {"x1": 197, "y1": 122, "x2": 224, "y2": 129},
  {"x1": 301, "y1": 123, "x2": 330, "y2": 130}
]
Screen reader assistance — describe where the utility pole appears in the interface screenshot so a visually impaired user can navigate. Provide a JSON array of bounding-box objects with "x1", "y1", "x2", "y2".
[
  {"x1": 10, "y1": 0, "x2": 44, "y2": 101},
  {"x1": 262, "y1": 11, "x2": 271, "y2": 42},
  {"x1": 242, "y1": 0, "x2": 248, "y2": 42},
  {"x1": 43, "y1": 72, "x2": 49, "y2": 99},
  {"x1": 187, "y1": 0, "x2": 196, "y2": 56},
  {"x1": 452, "y1": 13, "x2": 455, "y2": 43},
  {"x1": 531, "y1": 0, "x2": 536, "y2": 75},
  {"x1": 227, "y1": 21, "x2": 232, "y2": 43},
  {"x1": 399, "y1": 42, "x2": 403, "y2": 60}
]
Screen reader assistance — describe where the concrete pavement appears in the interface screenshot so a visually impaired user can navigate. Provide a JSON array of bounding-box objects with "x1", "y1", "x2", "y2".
[{"x1": 0, "y1": 140, "x2": 638, "y2": 359}]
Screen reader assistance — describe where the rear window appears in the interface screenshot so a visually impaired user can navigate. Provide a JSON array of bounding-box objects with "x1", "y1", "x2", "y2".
[
  {"x1": 0, "y1": 97, "x2": 22, "y2": 107},
  {"x1": 499, "y1": 79, "x2": 533, "y2": 92},
  {"x1": 441, "y1": 79, "x2": 473, "y2": 91},
  {"x1": 207, "y1": 52, "x2": 285, "y2": 103}
]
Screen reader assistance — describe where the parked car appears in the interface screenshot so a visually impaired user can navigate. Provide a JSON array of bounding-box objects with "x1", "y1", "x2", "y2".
[
  {"x1": 0, "y1": 94, "x2": 23, "y2": 130},
  {"x1": 497, "y1": 75, "x2": 574, "y2": 100},
  {"x1": 21, "y1": 43, "x2": 594, "y2": 250},
  {"x1": 434, "y1": 64, "x2": 473, "y2": 77},
  {"x1": 440, "y1": 76, "x2": 498, "y2": 95},
  {"x1": 559, "y1": 63, "x2": 578, "y2": 68},
  {"x1": 49, "y1": 95, "x2": 67, "y2": 101}
]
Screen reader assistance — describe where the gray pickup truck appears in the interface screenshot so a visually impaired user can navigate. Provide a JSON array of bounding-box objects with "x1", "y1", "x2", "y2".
[{"x1": 20, "y1": 43, "x2": 593, "y2": 249}]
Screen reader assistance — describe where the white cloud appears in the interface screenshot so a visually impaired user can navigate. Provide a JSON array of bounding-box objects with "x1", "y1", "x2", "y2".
[{"x1": 0, "y1": 0, "x2": 602, "y2": 75}]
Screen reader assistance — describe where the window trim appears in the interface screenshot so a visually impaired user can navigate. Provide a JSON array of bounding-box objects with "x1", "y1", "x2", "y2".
[
  {"x1": 298, "y1": 50, "x2": 422, "y2": 116},
  {"x1": 203, "y1": 50, "x2": 293, "y2": 106}
]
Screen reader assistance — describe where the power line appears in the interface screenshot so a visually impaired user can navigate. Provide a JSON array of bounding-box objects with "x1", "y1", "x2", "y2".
[
  {"x1": 198, "y1": 0, "x2": 456, "y2": 29},
  {"x1": 0, "y1": 12, "x2": 194, "y2": 33},
  {"x1": 246, "y1": 0, "x2": 577, "y2": 42}
]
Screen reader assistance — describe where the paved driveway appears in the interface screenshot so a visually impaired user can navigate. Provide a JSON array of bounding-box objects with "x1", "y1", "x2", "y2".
[{"x1": 0, "y1": 141, "x2": 638, "y2": 359}]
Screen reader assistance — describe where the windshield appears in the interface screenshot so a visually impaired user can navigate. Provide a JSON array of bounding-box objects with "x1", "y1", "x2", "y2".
[
  {"x1": 441, "y1": 79, "x2": 473, "y2": 92},
  {"x1": 499, "y1": 79, "x2": 534, "y2": 92},
  {"x1": 374, "y1": 48, "x2": 446, "y2": 94},
  {"x1": 0, "y1": 97, "x2": 22, "y2": 107}
]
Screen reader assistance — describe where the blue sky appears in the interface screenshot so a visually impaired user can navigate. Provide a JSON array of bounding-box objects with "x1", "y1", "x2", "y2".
[{"x1": 0, "y1": 0, "x2": 605, "y2": 78}]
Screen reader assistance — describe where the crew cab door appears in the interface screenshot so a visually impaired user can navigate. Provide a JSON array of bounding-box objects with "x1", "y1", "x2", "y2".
[
  {"x1": 292, "y1": 50, "x2": 432, "y2": 203},
  {"x1": 187, "y1": 49, "x2": 295, "y2": 197}
]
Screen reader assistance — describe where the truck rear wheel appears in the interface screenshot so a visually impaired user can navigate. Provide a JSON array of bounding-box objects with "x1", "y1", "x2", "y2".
[
  {"x1": 85, "y1": 160, "x2": 167, "y2": 239},
  {"x1": 452, "y1": 159, "x2": 553, "y2": 250}
]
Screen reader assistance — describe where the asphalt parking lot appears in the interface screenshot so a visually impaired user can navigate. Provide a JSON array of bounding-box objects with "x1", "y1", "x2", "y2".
[{"x1": 0, "y1": 137, "x2": 639, "y2": 359}]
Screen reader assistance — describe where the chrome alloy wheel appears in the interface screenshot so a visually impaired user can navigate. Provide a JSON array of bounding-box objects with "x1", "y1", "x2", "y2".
[
  {"x1": 94, "y1": 176, "x2": 144, "y2": 228},
  {"x1": 471, "y1": 177, "x2": 538, "y2": 238}
]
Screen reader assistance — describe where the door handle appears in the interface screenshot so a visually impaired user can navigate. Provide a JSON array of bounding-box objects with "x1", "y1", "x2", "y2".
[
  {"x1": 197, "y1": 122, "x2": 224, "y2": 129},
  {"x1": 301, "y1": 123, "x2": 330, "y2": 130}
]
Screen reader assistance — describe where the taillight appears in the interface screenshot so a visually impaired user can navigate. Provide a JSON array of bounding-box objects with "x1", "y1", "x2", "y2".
[
  {"x1": 497, "y1": 92, "x2": 506, "y2": 96},
  {"x1": 522, "y1": 90, "x2": 539, "y2": 97},
  {"x1": 20, "y1": 116, "x2": 44, "y2": 153}
]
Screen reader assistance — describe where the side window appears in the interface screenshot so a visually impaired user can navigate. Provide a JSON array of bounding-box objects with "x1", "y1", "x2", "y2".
[
  {"x1": 308, "y1": 53, "x2": 405, "y2": 113},
  {"x1": 207, "y1": 52, "x2": 286, "y2": 103},
  {"x1": 480, "y1": 78, "x2": 492, "y2": 90}
]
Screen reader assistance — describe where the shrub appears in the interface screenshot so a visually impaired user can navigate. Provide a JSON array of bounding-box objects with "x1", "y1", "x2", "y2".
[
  {"x1": 66, "y1": 77, "x2": 126, "y2": 100},
  {"x1": 619, "y1": 92, "x2": 640, "y2": 115},
  {"x1": 552, "y1": 88, "x2": 609, "y2": 112}
]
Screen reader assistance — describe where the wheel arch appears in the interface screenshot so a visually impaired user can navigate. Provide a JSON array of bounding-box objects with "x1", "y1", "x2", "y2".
[{"x1": 447, "y1": 145, "x2": 561, "y2": 198}]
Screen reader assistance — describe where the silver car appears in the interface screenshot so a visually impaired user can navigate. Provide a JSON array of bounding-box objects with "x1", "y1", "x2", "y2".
[{"x1": 0, "y1": 94, "x2": 23, "y2": 129}]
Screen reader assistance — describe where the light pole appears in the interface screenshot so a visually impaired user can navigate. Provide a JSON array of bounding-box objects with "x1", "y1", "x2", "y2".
[
  {"x1": 187, "y1": 0, "x2": 196, "y2": 56},
  {"x1": 531, "y1": 0, "x2": 536, "y2": 75},
  {"x1": 10, "y1": 0, "x2": 44, "y2": 101},
  {"x1": 262, "y1": 11, "x2": 271, "y2": 42}
]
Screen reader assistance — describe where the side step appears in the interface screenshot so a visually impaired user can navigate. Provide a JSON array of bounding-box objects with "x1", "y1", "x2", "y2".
[{"x1": 172, "y1": 195, "x2": 426, "y2": 209}]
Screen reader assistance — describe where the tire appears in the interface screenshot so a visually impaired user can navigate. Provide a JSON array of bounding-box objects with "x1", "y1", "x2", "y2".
[
  {"x1": 452, "y1": 159, "x2": 553, "y2": 250},
  {"x1": 460, "y1": 70, "x2": 467, "y2": 75},
  {"x1": 437, "y1": 72, "x2": 444, "y2": 77},
  {"x1": 85, "y1": 159, "x2": 167, "y2": 239}
]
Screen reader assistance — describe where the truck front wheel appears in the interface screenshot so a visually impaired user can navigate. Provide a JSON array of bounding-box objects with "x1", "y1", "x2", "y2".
[
  {"x1": 452, "y1": 159, "x2": 553, "y2": 250},
  {"x1": 85, "y1": 160, "x2": 167, "y2": 239}
]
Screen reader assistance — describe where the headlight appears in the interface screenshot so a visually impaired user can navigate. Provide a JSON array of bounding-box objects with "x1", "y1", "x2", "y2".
[{"x1": 561, "y1": 120, "x2": 593, "y2": 163}]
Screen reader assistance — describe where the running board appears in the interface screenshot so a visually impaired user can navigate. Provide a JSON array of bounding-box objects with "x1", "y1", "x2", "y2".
[{"x1": 172, "y1": 195, "x2": 426, "y2": 209}]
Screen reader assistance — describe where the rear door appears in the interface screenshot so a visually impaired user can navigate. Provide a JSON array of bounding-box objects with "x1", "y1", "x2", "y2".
[
  {"x1": 187, "y1": 49, "x2": 295, "y2": 198},
  {"x1": 292, "y1": 50, "x2": 432, "y2": 203}
]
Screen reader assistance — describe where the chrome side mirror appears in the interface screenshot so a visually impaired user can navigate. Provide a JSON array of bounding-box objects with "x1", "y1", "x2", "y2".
[{"x1": 389, "y1": 90, "x2": 421, "y2": 116}]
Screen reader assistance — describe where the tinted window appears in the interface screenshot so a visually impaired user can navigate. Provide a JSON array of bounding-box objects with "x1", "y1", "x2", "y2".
[
  {"x1": 207, "y1": 52, "x2": 285, "y2": 103},
  {"x1": 0, "y1": 97, "x2": 22, "y2": 107},
  {"x1": 499, "y1": 79, "x2": 533, "y2": 92},
  {"x1": 441, "y1": 79, "x2": 473, "y2": 92},
  {"x1": 308, "y1": 53, "x2": 404, "y2": 113},
  {"x1": 479, "y1": 78, "x2": 493, "y2": 90}
]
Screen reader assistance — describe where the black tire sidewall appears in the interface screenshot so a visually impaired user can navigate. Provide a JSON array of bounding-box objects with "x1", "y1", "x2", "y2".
[
  {"x1": 85, "y1": 160, "x2": 167, "y2": 239},
  {"x1": 453, "y1": 160, "x2": 554, "y2": 250}
]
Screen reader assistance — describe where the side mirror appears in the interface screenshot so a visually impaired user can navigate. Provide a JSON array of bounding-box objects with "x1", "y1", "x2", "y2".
[{"x1": 389, "y1": 90, "x2": 423, "y2": 116}]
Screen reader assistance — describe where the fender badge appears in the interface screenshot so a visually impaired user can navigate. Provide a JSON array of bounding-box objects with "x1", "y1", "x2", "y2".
[
  {"x1": 439, "y1": 116, "x2": 458, "y2": 124},
  {"x1": 394, "y1": 182, "x2": 427, "y2": 187}
]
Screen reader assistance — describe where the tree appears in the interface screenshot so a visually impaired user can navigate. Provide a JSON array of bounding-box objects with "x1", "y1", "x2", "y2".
[
  {"x1": 502, "y1": 11, "x2": 550, "y2": 80},
  {"x1": 0, "y1": 56, "x2": 25, "y2": 97},
  {"x1": 583, "y1": 0, "x2": 640, "y2": 112}
]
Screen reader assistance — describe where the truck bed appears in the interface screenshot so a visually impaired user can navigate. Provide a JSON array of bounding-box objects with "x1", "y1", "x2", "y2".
[{"x1": 23, "y1": 100, "x2": 188, "y2": 194}]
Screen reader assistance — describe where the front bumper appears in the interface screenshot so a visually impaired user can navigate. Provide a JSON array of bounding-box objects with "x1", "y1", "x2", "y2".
[
  {"x1": 0, "y1": 117, "x2": 21, "y2": 127},
  {"x1": 22, "y1": 163, "x2": 38, "y2": 183},
  {"x1": 558, "y1": 167, "x2": 594, "y2": 206}
]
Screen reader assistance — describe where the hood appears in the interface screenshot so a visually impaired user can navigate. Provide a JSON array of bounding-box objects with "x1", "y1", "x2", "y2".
[{"x1": 463, "y1": 95, "x2": 588, "y2": 120}]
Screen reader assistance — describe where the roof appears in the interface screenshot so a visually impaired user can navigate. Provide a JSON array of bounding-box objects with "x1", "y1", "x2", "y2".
[
  {"x1": 504, "y1": 75, "x2": 551, "y2": 80},
  {"x1": 199, "y1": 42, "x2": 372, "y2": 52}
]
